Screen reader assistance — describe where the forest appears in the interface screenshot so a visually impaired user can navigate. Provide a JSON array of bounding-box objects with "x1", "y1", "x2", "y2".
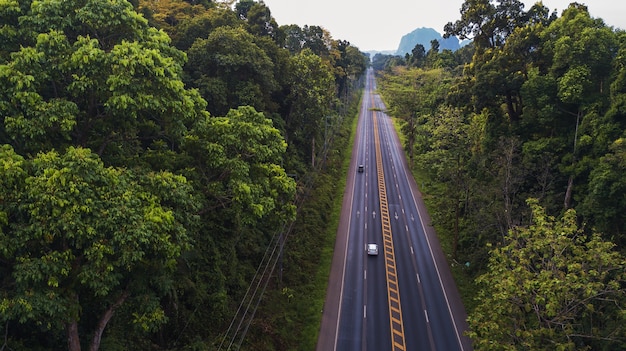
[
  {"x1": 0, "y1": 0, "x2": 368, "y2": 350},
  {"x1": 3, "y1": 0, "x2": 626, "y2": 350},
  {"x1": 374, "y1": 1, "x2": 626, "y2": 350}
]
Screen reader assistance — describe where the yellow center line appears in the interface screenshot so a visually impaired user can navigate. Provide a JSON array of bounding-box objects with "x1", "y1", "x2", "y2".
[{"x1": 372, "y1": 96, "x2": 406, "y2": 351}]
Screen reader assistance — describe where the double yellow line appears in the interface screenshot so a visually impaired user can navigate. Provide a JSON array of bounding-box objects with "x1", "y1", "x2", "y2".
[{"x1": 372, "y1": 103, "x2": 406, "y2": 351}]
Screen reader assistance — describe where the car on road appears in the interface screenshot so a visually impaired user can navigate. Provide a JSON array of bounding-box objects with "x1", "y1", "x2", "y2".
[
  {"x1": 358, "y1": 164, "x2": 364, "y2": 173},
  {"x1": 367, "y1": 243, "x2": 378, "y2": 256}
]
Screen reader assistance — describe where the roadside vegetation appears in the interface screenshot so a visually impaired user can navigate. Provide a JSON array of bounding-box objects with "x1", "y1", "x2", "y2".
[
  {"x1": 376, "y1": 1, "x2": 626, "y2": 349},
  {"x1": 253, "y1": 92, "x2": 361, "y2": 350}
]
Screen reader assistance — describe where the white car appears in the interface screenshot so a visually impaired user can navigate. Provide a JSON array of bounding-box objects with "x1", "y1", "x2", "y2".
[{"x1": 367, "y1": 243, "x2": 379, "y2": 256}]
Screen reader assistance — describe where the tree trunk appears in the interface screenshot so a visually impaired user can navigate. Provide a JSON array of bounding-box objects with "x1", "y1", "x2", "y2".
[
  {"x1": 67, "y1": 320, "x2": 81, "y2": 351},
  {"x1": 564, "y1": 175, "x2": 574, "y2": 210},
  {"x1": 89, "y1": 290, "x2": 130, "y2": 351},
  {"x1": 505, "y1": 91, "x2": 520, "y2": 123},
  {"x1": 564, "y1": 110, "x2": 581, "y2": 210}
]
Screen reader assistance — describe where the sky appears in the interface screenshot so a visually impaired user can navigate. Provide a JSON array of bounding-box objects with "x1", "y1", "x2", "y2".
[{"x1": 261, "y1": 0, "x2": 626, "y2": 52}]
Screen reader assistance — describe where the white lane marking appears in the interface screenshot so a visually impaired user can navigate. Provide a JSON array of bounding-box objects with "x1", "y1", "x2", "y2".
[
  {"x1": 364, "y1": 305, "x2": 367, "y2": 319},
  {"x1": 410, "y1": 246, "x2": 414, "y2": 255},
  {"x1": 424, "y1": 310, "x2": 429, "y2": 323}
]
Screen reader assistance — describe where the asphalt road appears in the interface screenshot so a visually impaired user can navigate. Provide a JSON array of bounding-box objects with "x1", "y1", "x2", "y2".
[{"x1": 317, "y1": 68, "x2": 473, "y2": 351}]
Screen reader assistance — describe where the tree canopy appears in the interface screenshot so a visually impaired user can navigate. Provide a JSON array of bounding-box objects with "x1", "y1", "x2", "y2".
[
  {"x1": 377, "y1": 1, "x2": 626, "y2": 349},
  {"x1": 0, "y1": 0, "x2": 367, "y2": 350},
  {"x1": 469, "y1": 199, "x2": 626, "y2": 350}
]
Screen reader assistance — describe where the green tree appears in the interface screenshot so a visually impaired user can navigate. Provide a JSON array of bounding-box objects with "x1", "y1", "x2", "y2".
[
  {"x1": 444, "y1": 1, "x2": 551, "y2": 124},
  {"x1": 415, "y1": 106, "x2": 479, "y2": 258},
  {"x1": 183, "y1": 106, "x2": 296, "y2": 228},
  {"x1": 285, "y1": 48, "x2": 336, "y2": 167},
  {"x1": 297, "y1": 25, "x2": 331, "y2": 57},
  {"x1": 279, "y1": 24, "x2": 306, "y2": 54},
  {"x1": 137, "y1": 0, "x2": 209, "y2": 35},
  {"x1": 535, "y1": 4, "x2": 618, "y2": 209},
  {"x1": 245, "y1": 1, "x2": 278, "y2": 39},
  {"x1": 407, "y1": 43, "x2": 426, "y2": 68},
  {"x1": 332, "y1": 40, "x2": 367, "y2": 103},
  {"x1": 0, "y1": 146, "x2": 196, "y2": 351},
  {"x1": 0, "y1": 0, "x2": 207, "y2": 166},
  {"x1": 185, "y1": 26, "x2": 276, "y2": 117},
  {"x1": 234, "y1": 0, "x2": 254, "y2": 20},
  {"x1": 171, "y1": 106, "x2": 295, "y2": 346},
  {"x1": 581, "y1": 138, "x2": 626, "y2": 245},
  {"x1": 0, "y1": 0, "x2": 32, "y2": 62},
  {"x1": 468, "y1": 198, "x2": 626, "y2": 350},
  {"x1": 444, "y1": 0, "x2": 529, "y2": 51},
  {"x1": 380, "y1": 67, "x2": 452, "y2": 166}
]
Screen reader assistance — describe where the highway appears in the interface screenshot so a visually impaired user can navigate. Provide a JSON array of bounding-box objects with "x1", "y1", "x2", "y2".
[{"x1": 317, "y1": 68, "x2": 473, "y2": 351}]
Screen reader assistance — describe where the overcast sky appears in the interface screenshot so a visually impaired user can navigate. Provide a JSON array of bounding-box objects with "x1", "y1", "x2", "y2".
[{"x1": 261, "y1": 0, "x2": 626, "y2": 52}]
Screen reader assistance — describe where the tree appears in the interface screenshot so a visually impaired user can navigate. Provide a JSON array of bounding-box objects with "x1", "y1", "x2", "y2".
[
  {"x1": 332, "y1": 40, "x2": 367, "y2": 105},
  {"x1": 234, "y1": 0, "x2": 254, "y2": 20},
  {"x1": 301, "y1": 25, "x2": 331, "y2": 57},
  {"x1": 0, "y1": 0, "x2": 207, "y2": 166},
  {"x1": 444, "y1": 0, "x2": 528, "y2": 51},
  {"x1": 285, "y1": 48, "x2": 335, "y2": 167},
  {"x1": 0, "y1": 146, "x2": 196, "y2": 351},
  {"x1": 0, "y1": 0, "x2": 31, "y2": 62},
  {"x1": 581, "y1": 137, "x2": 626, "y2": 245},
  {"x1": 468, "y1": 198, "x2": 626, "y2": 350},
  {"x1": 380, "y1": 67, "x2": 452, "y2": 166},
  {"x1": 424, "y1": 39, "x2": 440, "y2": 68},
  {"x1": 137, "y1": 0, "x2": 208, "y2": 33},
  {"x1": 245, "y1": 1, "x2": 278, "y2": 39},
  {"x1": 379, "y1": 68, "x2": 422, "y2": 164},
  {"x1": 183, "y1": 106, "x2": 296, "y2": 228},
  {"x1": 415, "y1": 106, "x2": 477, "y2": 258},
  {"x1": 538, "y1": 3, "x2": 618, "y2": 209},
  {"x1": 185, "y1": 26, "x2": 276, "y2": 117},
  {"x1": 408, "y1": 43, "x2": 426, "y2": 68}
]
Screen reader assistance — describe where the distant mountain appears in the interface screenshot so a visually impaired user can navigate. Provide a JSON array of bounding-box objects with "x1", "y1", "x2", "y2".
[{"x1": 396, "y1": 27, "x2": 460, "y2": 56}]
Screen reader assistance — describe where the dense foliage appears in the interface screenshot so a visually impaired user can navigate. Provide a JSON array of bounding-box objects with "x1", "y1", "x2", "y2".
[
  {"x1": 0, "y1": 0, "x2": 367, "y2": 350},
  {"x1": 377, "y1": 1, "x2": 626, "y2": 349}
]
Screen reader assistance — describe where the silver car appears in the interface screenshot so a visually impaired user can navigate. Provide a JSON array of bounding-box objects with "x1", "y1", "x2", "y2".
[{"x1": 367, "y1": 243, "x2": 379, "y2": 256}]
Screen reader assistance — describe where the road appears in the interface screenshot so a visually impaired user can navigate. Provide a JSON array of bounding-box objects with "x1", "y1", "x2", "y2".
[{"x1": 317, "y1": 68, "x2": 473, "y2": 351}]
